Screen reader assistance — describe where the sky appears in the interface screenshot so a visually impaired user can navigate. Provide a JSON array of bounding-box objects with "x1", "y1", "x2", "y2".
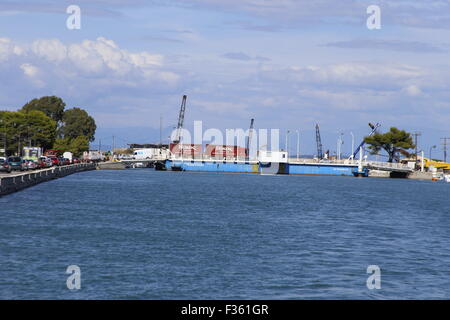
[{"x1": 0, "y1": 0, "x2": 449, "y2": 158}]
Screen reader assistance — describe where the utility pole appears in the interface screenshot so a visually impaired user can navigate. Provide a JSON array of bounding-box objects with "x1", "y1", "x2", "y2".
[
  {"x1": 112, "y1": 135, "x2": 115, "y2": 159},
  {"x1": 160, "y1": 114, "x2": 163, "y2": 146},
  {"x1": 413, "y1": 132, "x2": 421, "y2": 160},
  {"x1": 441, "y1": 137, "x2": 450, "y2": 162}
]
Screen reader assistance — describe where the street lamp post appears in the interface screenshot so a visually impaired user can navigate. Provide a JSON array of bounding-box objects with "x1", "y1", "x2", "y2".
[
  {"x1": 285, "y1": 130, "x2": 290, "y2": 154},
  {"x1": 296, "y1": 130, "x2": 300, "y2": 161},
  {"x1": 336, "y1": 136, "x2": 339, "y2": 160},
  {"x1": 350, "y1": 132, "x2": 355, "y2": 161},
  {"x1": 429, "y1": 145, "x2": 436, "y2": 160}
]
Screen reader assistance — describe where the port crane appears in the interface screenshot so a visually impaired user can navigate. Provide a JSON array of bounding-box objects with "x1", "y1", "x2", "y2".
[
  {"x1": 351, "y1": 122, "x2": 381, "y2": 160},
  {"x1": 173, "y1": 95, "x2": 187, "y2": 144},
  {"x1": 315, "y1": 124, "x2": 324, "y2": 160},
  {"x1": 246, "y1": 118, "x2": 254, "y2": 160}
]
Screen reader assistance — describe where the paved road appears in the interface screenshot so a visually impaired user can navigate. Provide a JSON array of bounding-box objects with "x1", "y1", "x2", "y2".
[{"x1": 0, "y1": 171, "x2": 23, "y2": 178}]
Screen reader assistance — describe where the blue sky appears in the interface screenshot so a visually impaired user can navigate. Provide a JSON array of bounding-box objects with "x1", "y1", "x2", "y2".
[{"x1": 0, "y1": 0, "x2": 449, "y2": 157}]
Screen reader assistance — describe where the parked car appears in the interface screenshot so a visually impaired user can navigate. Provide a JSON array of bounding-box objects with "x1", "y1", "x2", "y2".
[
  {"x1": 38, "y1": 157, "x2": 52, "y2": 168},
  {"x1": 37, "y1": 157, "x2": 46, "y2": 168},
  {"x1": 72, "y1": 157, "x2": 81, "y2": 164},
  {"x1": 7, "y1": 156, "x2": 24, "y2": 171},
  {"x1": 0, "y1": 158, "x2": 12, "y2": 173},
  {"x1": 48, "y1": 156, "x2": 59, "y2": 166},
  {"x1": 45, "y1": 158, "x2": 53, "y2": 167},
  {"x1": 58, "y1": 157, "x2": 70, "y2": 166},
  {"x1": 21, "y1": 159, "x2": 30, "y2": 170},
  {"x1": 36, "y1": 157, "x2": 46, "y2": 169},
  {"x1": 24, "y1": 159, "x2": 38, "y2": 170},
  {"x1": 35, "y1": 159, "x2": 44, "y2": 169}
]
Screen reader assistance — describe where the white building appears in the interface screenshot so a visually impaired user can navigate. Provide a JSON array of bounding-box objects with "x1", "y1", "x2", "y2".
[{"x1": 258, "y1": 150, "x2": 288, "y2": 163}]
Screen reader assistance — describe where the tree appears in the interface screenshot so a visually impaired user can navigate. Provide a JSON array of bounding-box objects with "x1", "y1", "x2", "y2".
[
  {"x1": 0, "y1": 110, "x2": 56, "y2": 156},
  {"x1": 59, "y1": 108, "x2": 96, "y2": 142},
  {"x1": 364, "y1": 127, "x2": 415, "y2": 162},
  {"x1": 21, "y1": 96, "x2": 66, "y2": 123},
  {"x1": 54, "y1": 136, "x2": 89, "y2": 156}
]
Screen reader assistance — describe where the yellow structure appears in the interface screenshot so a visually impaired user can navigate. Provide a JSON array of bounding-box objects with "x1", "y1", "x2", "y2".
[
  {"x1": 402, "y1": 157, "x2": 450, "y2": 171},
  {"x1": 424, "y1": 158, "x2": 450, "y2": 171}
]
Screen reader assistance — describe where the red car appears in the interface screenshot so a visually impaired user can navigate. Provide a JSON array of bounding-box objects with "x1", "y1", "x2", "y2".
[{"x1": 48, "y1": 156, "x2": 59, "y2": 166}]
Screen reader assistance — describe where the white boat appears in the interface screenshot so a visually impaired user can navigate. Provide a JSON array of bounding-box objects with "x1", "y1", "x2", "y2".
[{"x1": 444, "y1": 175, "x2": 450, "y2": 183}]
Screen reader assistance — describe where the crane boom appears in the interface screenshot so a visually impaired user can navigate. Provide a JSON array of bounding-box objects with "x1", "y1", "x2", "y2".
[
  {"x1": 315, "y1": 124, "x2": 323, "y2": 160},
  {"x1": 351, "y1": 122, "x2": 380, "y2": 159},
  {"x1": 174, "y1": 95, "x2": 187, "y2": 144}
]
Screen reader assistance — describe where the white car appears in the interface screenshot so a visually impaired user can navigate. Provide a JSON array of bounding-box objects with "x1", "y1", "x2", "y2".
[{"x1": 24, "y1": 159, "x2": 38, "y2": 170}]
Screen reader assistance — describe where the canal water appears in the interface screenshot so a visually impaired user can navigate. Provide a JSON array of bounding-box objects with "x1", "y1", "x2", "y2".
[{"x1": 1, "y1": 170, "x2": 449, "y2": 299}]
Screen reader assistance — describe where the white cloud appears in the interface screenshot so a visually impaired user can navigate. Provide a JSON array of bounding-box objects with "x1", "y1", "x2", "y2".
[
  {"x1": 31, "y1": 39, "x2": 67, "y2": 63},
  {"x1": 64, "y1": 37, "x2": 165, "y2": 75},
  {"x1": 0, "y1": 37, "x2": 23, "y2": 61},
  {"x1": 20, "y1": 63, "x2": 46, "y2": 88},
  {"x1": 0, "y1": 36, "x2": 179, "y2": 88},
  {"x1": 128, "y1": 51, "x2": 163, "y2": 68},
  {"x1": 20, "y1": 63, "x2": 38, "y2": 77},
  {"x1": 260, "y1": 62, "x2": 425, "y2": 89}
]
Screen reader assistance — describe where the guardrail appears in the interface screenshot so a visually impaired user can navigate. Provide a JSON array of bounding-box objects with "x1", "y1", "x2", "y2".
[
  {"x1": 0, "y1": 163, "x2": 96, "y2": 196},
  {"x1": 288, "y1": 159, "x2": 357, "y2": 165},
  {"x1": 365, "y1": 161, "x2": 412, "y2": 170}
]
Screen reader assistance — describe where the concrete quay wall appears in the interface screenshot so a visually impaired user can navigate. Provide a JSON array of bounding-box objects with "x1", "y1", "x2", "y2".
[{"x1": 0, "y1": 163, "x2": 96, "y2": 196}]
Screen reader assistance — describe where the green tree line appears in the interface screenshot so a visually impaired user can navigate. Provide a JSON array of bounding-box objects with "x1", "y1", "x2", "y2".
[{"x1": 0, "y1": 96, "x2": 96, "y2": 157}]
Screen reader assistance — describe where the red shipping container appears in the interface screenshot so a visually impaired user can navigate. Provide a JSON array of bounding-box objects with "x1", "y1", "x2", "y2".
[
  {"x1": 235, "y1": 146, "x2": 247, "y2": 157},
  {"x1": 170, "y1": 143, "x2": 202, "y2": 156},
  {"x1": 205, "y1": 145, "x2": 247, "y2": 158}
]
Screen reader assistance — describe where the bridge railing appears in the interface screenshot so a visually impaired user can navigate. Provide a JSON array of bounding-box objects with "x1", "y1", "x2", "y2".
[{"x1": 366, "y1": 161, "x2": 412, "y2": 170}]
